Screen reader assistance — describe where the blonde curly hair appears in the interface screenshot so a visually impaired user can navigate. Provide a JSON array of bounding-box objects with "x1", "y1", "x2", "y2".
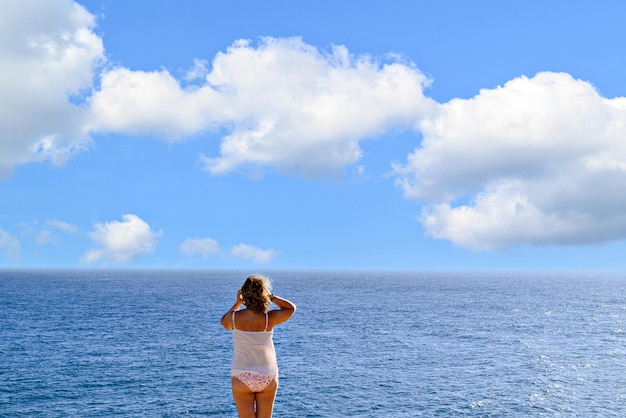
[{"x1": 241, "y1": 275, "x2": 272, "y2": 313}]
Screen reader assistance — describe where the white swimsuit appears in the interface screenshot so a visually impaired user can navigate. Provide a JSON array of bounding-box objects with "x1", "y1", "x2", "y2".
[{"x1": 231, "y1": 311, "x2": 278, "y2": 392}]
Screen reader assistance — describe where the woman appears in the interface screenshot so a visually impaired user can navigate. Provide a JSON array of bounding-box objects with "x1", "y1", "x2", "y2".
[{"x1": 221, "y1": 275, "x2": 296, "y2": 418}]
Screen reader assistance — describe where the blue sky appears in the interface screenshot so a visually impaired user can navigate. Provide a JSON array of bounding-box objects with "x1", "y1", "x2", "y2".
[{"x1": 2, "y1": 0, "x2": 626, "y2": 270}]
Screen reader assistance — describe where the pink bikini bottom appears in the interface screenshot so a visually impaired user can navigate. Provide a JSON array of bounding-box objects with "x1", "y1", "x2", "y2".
[{"x1": 234, "y1": 372, "x2": 276, "y2": 392}]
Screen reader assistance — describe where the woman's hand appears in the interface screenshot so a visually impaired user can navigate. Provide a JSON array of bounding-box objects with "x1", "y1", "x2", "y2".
[
  {"x1": 233, "y1": 289, "x2": 244, "y2": 309},
  {"x1": 220, "y1": 289, "x2": 244, "y2": 330}
]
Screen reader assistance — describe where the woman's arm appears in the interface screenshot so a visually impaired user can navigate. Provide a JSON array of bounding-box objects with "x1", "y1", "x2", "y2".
[
  {"x1": 268, "y1": 294, "x2": 296, "y2": 327},
  {"x1": 220, "y1": 290, "x2": 243, "y2": 330}
]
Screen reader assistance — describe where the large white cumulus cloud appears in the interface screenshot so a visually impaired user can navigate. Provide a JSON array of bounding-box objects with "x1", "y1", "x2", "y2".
[
  {"x1": 89, "y1": 37, "x2": 436, "y2": 176},
  {"x1": 2, "y1": 2, "x2": 436, "y2": 179},
  {"x1": 0, "y1": 0, "x2": 103, "y2": 177},
  {"x1": 394, "y1": 72, "x2": 626, "y2": 250}
]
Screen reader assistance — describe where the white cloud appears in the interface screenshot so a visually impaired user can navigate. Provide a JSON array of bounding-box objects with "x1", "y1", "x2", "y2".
[
  {"x1": 185, "y1": 58, "x2": 210, "y2": 82},
  {"x1": 87, "y1": 67, "x2": 222, "y2": 139},
  {"x1": 0, "y1": 228, "x2": 20, "y2": 259},
  {"x1": 39, "y1": 219, "x2": 80, "y2": 245},
  {"x1": 180, "y1": 237, "x2": 221, "y2": 258},
  {"x1": 0, "y1": 0, "x2": 104, "y2": 177},
  {"x1": 47, "y1": 219, "x2": 80, "y2": 234},
  {"x1": 230, "y1": 243, "x2": 277, "y2": 263},
  {"x1": 89, "y1": 37, "x2": 436, "y2": 176},
  {"x1": 394, "y1": 72, "x2": 626, "y2": 250},
  {"x1": 2, "y1": 2, "x2": 434, "y2": 179},
  {"x1": 5, "y1": 2, "x2": 624, "y2": 254},
  {"x1": 35, "y1": 229, "x2": 57, "y2": 246},
  {"x1": 19, "y1": 219, "x2": 79, "y2": 247},
  {"x1": 82, "y1": 214, "x2": 161, "y2": 264}
]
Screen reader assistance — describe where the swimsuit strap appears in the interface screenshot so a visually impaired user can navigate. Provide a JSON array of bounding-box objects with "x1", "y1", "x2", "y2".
[
  {"x1": 264, "y1": 312, "x2": 268, "y2": 332},
  {"x1": 231, "y1": 310, "x2": 237, "y2": 330}
]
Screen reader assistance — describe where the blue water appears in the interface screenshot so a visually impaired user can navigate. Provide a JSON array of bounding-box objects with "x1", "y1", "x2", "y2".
[{"x1": 1, "y1": 270, "x2": 626, "y2": 417}]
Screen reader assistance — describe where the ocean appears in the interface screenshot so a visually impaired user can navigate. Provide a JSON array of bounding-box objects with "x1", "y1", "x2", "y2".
[{"x1": 1, "y1": 269, "x2": 626, "y2": 417}]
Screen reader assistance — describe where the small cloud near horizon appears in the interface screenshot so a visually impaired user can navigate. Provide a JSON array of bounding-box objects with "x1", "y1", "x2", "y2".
[
  {"x1": 180, "y1": 237, "x2": 221, "y2": 258},
  {"x1": 230, "y1": 243, "x2": 277, "y2": 264},
  {"x1": 82, "y1": 214, "x2": 161, "y2": 264}
]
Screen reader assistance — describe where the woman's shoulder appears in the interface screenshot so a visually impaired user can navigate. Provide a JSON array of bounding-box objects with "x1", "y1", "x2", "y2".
[{"x1": 234, "y1": 309, "x2": 269, "y2": 332}]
